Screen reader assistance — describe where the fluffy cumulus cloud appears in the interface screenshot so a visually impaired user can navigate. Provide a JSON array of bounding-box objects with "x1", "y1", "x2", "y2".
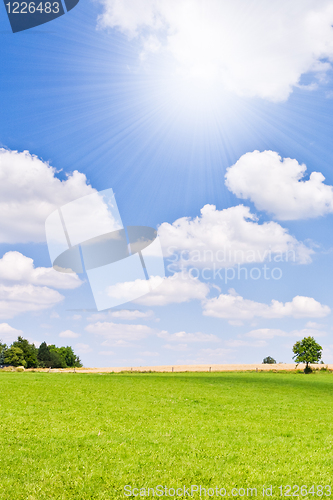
[
  {"x1": 203, "y1": 289, "x2": 330, "y2": 320},
  {"x1": 75, "y1": 343, "x2": 92, "y2": 354},
  {"x1": 244, "y1": 328, "x2": 294, "y2": 339},
  {"x1": 225, "y1": 339, "x2": 267, "y2": 348},
  {"x1": 0, "y1": 323, "x2": 23, "y2": 344},
  {"x1": 138, "y1": 350, "x2": 160, "y2": 357},
  {"x1": 0, "y1": 148, "x2": 94, "y2": 243},
  {"x1": 163, "y1": 343, "x2": 188, "y2": 351},
  {"x1": 59, "y1": 330, "x2": 81, "y2": 338},
  {"x1": 97, "y1": 0, "x2": 333, "y2": 101},
  {"x1": 105, "y1": 273, "x2": 209, "y2": 307},
  {"x1": 85, "y1": 321, "x2": 154, "y2": 343},
  {"x1": 0, "y1": 284, "x2": 64, "y2": 319},
  {"x1": 109, "y1": 309, "x2": 154, "y2": 320},
  {"x1": 0, "y1": 252, "x2": 82, "y2": 289},
  {"x1": 305, "y1": 321, "x2": 325, "y2": 329},
  {"x1": 159, "y1": 204, "x2": 312, "y2": 268},
  {"x1": 134, "y1": 272, "x2": 209, "y2": 306},
  {"x1": 183, "y1": 348, "x2": 235, "y2": 364},
  {"x1": 244, "y1": 327, "x2": 327, "y2": 339},
  {"x1": 0, "y1": 252, "x2": 82, "y2": 319},
  {"x1": 87, "y1": 309, "x2": 154, "y2": 322},
  {"x1": 157, "y1": 330, "x2": 219, "y2": 343},
  {"x1": 226, "y1": 151, "x2": 333, "y2": 220}
]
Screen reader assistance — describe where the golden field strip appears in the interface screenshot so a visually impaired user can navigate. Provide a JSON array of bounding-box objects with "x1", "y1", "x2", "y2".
[{"x1": 20, "y1": 363, "x2": 333, "y2": 373}]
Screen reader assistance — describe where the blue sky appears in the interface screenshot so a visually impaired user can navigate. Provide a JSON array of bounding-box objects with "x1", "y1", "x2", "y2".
[{"x1": 2, "y1": 0, "x2": 333, "y2": 367}]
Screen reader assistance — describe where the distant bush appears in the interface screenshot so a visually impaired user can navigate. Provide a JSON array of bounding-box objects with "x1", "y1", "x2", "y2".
[
  {"x1": 262, "y1": 356, "x2": 276, "y2": 364},
  {"x1": 38, "y1": 342, "x2": 82, "y2": 369},
  {"x1": 15, "y1": 366, "x2": 25, "y2": 372}
]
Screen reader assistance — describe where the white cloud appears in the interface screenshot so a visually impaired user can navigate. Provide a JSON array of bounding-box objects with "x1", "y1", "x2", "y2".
[
  {"x1": 0, "y1": 324, "x2": 40, "y2": 349},
  {"x1": 98, "y1": 350, "x2": 114, "y2": 355},
  {"x1": 0, "y1": 323, "x2": 23, "y2": 344},
  {"x1": 0, "y1": 284, "x2": 64, "y2": 319},
  {"x1": 132, "y1": 272, "x2": 209, "y2": 306},
  {"x1": 139, "y1": 351, "x2": 160, "y2": 357},
  {"x1": 197, "y1": 348, "x2": 235, "y2": 360},
  {"x1": 290, "y1": 328, "x2": 327, "y2": 338},
  {"x1": 163, "y1": 343, "x2": 188, "y2": 351},
  {"x1": 97, "y1": 0, "x2": 333, "y2": 101},
  {"x1": 157, "y1": 330, "x2": 219, "y2": 343},
  {"x1": 0, "y1": 250, "x2": 76, "y2": 320},
  {"x1": 203, "y1": 289, "x2": 331, "y2": 320},
  {"x1": 305, "y1": 321, "x2": 325, "y2": 329},
  {"x1": 59, "y1": 330, "x2": 81, "y2": 339},
  {"x1": 75, "y1": 343, "x2": 92, "y2": 354},
  {"x1": 228, "y1": 320, "x2": 244, "y2": 327},
  {"x1": 87, "y1": 309, "x2": 154, "y2": 322},
  {"x1": 225, "y1": 150, "x2": 333, "y2": 220},
  {"x1": 85, "y1": 321, "x2": 154, "y2": 343},
  {"x1": 321, "y1": 344, "x2": 333, "y2": 362},
  {"x1": 244, "y1": 328, "x2": 293, "y2": 339},
  {"x1": 0, "y1": 148, "x2": 94, "y2": 244},
  {"x1": 225, "y1": 339, "x2": 267, "y2": 348},
  {"x1": 105, "y1": 276, "x2": 163, "y2": 305},
  {"x1": 106, "y1": 339, "x2": 136, "y2": 347},
  {"x1": 111, "y1": 309, "x2": 154, "y2": 320},
  {"x1": 175, "y1": 348, "x2": 236, "y2": 365},
  {"x1": 159, "y1": 204, "x2": 312, "y2": 267},
  {"x1": 244, "y1": 327, "x2": 327, "y2": 339},
  {"x1": 0, "y1": 252, "x2": 82, "y2": 289}
]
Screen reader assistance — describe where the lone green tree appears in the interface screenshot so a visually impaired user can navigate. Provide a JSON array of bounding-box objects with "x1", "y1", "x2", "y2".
[{"x1": 292, "y1": 336, "x2": 322, "y2": 373}]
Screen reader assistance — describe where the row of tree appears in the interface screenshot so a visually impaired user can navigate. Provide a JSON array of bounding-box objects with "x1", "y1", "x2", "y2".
[
  {"x1": 263, "y1": 336, "x2": 323, "y2": 373},
  {"x1": 0, "y1": 336, "x2": 82, "y2": 369}
]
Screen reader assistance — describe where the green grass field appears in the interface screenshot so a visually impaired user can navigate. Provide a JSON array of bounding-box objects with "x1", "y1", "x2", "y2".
[{"x1": 0, "y1": 371, "x2": 332, "y2": 499}]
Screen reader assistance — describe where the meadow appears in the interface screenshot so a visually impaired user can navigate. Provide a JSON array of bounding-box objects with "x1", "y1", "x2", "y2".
[{"x1": 0, "y1": 371, "x2": 332, "y2": 499}]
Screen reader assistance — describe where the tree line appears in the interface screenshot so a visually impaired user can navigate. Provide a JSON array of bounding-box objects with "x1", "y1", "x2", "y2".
[{"x1": 0, "y1": 336, "x2": 82, "y2": 369}]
